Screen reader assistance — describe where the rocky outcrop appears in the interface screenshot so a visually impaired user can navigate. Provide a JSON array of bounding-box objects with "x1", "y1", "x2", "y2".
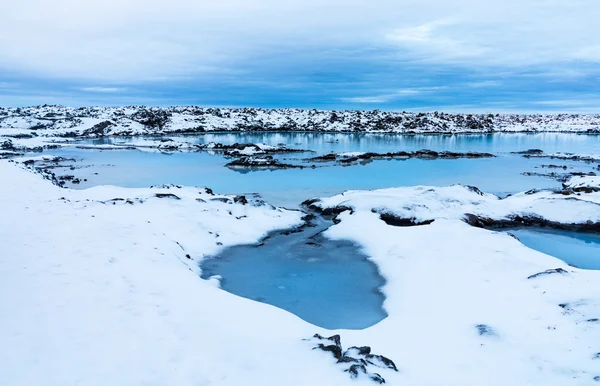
[
  {"x1": 308, "y1": 333, "x2": 398, "y2": 384},
  {"x1": 308, "y1": 150, "x2": 495, "y2": 165}
]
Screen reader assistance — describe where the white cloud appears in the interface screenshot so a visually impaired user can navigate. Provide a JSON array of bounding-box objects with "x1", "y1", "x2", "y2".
[
  {"x1": 0, "y1": 0, "x2": 599, "y2": 83},
  {"x1": 79, "y1": 87, "x2": 126, "y2": 93},
  {"x1": 340, "y1": 87, "x2": 445, "y2": 103}
]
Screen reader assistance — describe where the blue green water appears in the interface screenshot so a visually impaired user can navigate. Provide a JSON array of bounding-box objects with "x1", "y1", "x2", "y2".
[
  {"x1": 50, "y1": 133, "x2": 599, "y2": 207},
  {"x1": 511, "y1": 229, "x2": 600, "y2": 270}
]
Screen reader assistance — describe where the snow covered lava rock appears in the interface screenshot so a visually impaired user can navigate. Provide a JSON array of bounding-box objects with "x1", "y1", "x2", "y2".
[{"x1": 308, "y1": 333, "x2": 398, "y2": 384}]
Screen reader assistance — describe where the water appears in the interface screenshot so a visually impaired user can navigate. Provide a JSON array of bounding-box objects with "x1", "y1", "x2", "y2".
[
  {"x1": 46, "y1": 133, "x2": 599, "y2": 207},
  {"x1": 80, "y1": 132, "x2": 600, "y2": 155},
  {"x1": 200, "y1": 217, "x2": 387, "y2": 330},
  {"x1": 511, "y1": 229, "x2": 600, "y2": 270}
]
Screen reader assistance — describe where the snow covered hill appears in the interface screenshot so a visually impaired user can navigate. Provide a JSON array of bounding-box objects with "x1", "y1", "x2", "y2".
[{"x1": 1, "y1": 105, "x2": 600, "y2": 138}]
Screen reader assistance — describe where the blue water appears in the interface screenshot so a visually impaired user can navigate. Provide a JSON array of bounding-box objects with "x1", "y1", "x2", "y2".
[
  {"x1": 200, "y1": 218, "x2": 387, "y2": 330},
  {"x1": 48, "y1": 133, "x2": 599, "y2": 207},
  {"x1": 511, "y1": 229, "x2": 600, "y2": 270},
  {"x1": 81, "y1": 132, "x2": 600, "y2": 155}
]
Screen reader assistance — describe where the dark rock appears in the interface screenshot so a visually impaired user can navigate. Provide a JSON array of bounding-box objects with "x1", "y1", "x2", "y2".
[
  {"x1": 365, "y1": 354, "x2": 399, "y2": 371},
  {"x1": 344, "y1": 346, "x2": 372, "y2": 356},
  {"x1": 81, "y1": 120, "x2": 114, "y2": 136},
  {"x1": 527, "y1": 268, "x2": 568, "y2": 279},
  {"x1": 463, "y1": 213, "x2": 600, "y2": 233},
  {"x1": 225, "y1": 156, "x2": 302, "y2": 170},
  {"x1": 313, "y1": 333, "x2": 342, "y2": 348},
  {"x1": 379, "y1": 212, "x2": 435, "y2": 227},
  {"x1": 233, "y1": 195, "x2": 248, "y2": 205},
  {"x1": 154, "y1": 193, "x2": 181, "y2": 199},
  {"x1": 513, "y1": 149, "x2": 544, "y2": 155},
  {"x1": 210, "y1": 197, "x2": 232, "y2": 204},
  {"x1": 370, "y1": 373, "x2": 386, "y2": 384},
  {"x1": 475, "y1": 324, "x2": 496, "y2": 336},
  {"x1": 345, "y1": 364, "x2": 367, "y2": 378},
  {"x1": 314, "y1": 344, "x2": 343, "y2": 360}
]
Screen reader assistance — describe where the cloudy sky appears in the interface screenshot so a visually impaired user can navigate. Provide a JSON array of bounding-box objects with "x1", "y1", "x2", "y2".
[{"x1": 1, "y1": 0, "x2": 599, "y2": 111}]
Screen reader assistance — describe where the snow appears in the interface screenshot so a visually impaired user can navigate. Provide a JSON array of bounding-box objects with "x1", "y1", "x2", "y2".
[
  {"x1": 2, "y1": 106, "x2": 600, "y2": 142},
  {"x1": 2, "y1": 160, "x2": 600, "y2": 385},
  {"x1": 565, "y1": 175, "x2": 600, "y2": 190},
  {"x1": 314, "y1": 184, "x2": 600, "y2": 224}
]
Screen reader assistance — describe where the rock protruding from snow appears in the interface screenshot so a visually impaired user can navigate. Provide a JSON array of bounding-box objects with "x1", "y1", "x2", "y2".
[
  {"x1": 2, "y1": 106, "x2": 600, "y2": 139},
  {"x1": 308, "y1": 334, "x2": 397, "y2": 384}
]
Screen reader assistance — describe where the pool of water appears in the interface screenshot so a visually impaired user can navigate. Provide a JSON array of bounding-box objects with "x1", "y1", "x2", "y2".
[
  {"x1": 45, "y1": 133, "x2": 599, "y2": 207},
  {"x1": 511, "y1": 228, "x2": 600, "y2": 270},
  {"x1": 200, "y1": 216, "x2": 387, "y2": 330},
  {"x1": 80, "y1": 132, "x2": 600, "y2": 155}
]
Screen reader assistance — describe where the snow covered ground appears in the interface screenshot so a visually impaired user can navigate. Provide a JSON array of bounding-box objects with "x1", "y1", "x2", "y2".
[
  {"x1": 2, "y1": 160, "x2": 600, "y2": 385},
  {"x1": 1, "y1": 106, "x2": 600, "y2": 143}
]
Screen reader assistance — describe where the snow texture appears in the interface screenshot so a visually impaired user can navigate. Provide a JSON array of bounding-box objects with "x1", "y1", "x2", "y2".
[{"x1": 2, "y1": 160, "x2": 600, "y2": 385}]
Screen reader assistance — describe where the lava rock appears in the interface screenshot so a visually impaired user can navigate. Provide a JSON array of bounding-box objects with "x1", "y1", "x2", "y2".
[{"x1": 527, "y1": 268, "x2": 568, "y2": 279}]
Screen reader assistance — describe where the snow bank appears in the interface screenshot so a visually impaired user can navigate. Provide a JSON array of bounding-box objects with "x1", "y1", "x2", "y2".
[
  {"x1": 0, "y1": 161, "x2": 350, "y2": 386},
  {"x1": 312, "y1": 184, "x2": 600, "y2": 225}
]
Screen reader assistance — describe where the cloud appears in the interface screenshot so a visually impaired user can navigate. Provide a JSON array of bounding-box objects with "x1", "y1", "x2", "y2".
[
  {"x1": 79, "y1": 87, "x2": 127, "y2": 93},
  {"x1": 1, "y1": 0, "x2": 600, "y2": 110}
]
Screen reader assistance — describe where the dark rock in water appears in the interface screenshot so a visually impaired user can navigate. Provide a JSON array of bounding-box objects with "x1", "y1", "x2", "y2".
[
  {"x1": 154, "y1": 193, "x2": 181, "y2": 200},
  {"x1": 475, "y1": 324, "x2": 496, "y2": 336},
  {"x1": 309, "y1": 153, "x2": 338, "y2": 162},
  {"x1": 512, "y1": 149, "x2": 544, "y2": 155},
  {"x1": 541, "y1": 164, "x2": 568, "y2": 170},
  {"x1": 463, "y1": 213, "x2": 496, "y2": 228},
  {"x1": 527, "y1": 268, "x2": 568, "y2": 279},
  {"x1": 308, "y1": 149, "x2": 494, "y2": 164},
  {"x1": 225, "y1": 156, "x2": 303, "y2": 170},
  {"x1": 379, "y1": 212, "x2": 434, "y2": 227},
  {"x1": 463, "y1": 213, "x2": 600, "y2": 233}
]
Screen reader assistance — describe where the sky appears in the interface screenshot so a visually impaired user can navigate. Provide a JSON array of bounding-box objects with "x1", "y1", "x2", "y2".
[{"x1": 1, "y1": 0, "x2": 599, "y2": 112}]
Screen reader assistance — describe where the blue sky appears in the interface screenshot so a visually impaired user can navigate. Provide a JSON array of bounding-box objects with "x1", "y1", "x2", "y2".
[{"x1": 1, "y1": 0, "x2": 600, "y2": 112}]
